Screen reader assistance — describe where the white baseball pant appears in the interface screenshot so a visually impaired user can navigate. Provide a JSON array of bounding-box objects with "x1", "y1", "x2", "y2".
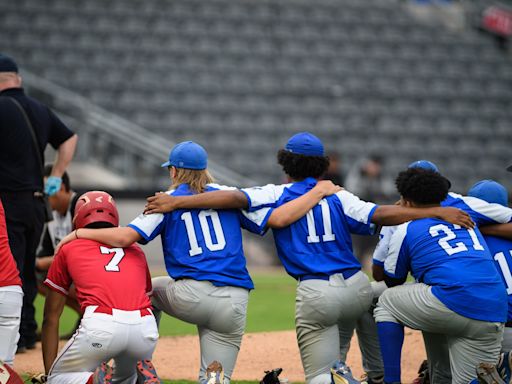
[
  {"x1": 151, "y1": 277, "x2": 249, "y2": 384},
  {"x1": 295, "y1": 271, "x2": 374, "y2": 384},
  {"x1": 0, "y1": 287, "x2": 22, "y2": 366},
  {"x1": 48, "y1": 306, "x2": 158, "y2": 384}
]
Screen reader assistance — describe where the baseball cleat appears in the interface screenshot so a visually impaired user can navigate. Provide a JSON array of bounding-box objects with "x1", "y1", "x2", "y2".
[
  {"x1": 136, "y1": 360, "x2": 161, "y2": 383},
  {"x1": 359, "y1": 373, "x2": 384, "y2": 384},
  {"x1": 477, "y1": 362, "x2": 506, "y2": 384},
  {"x1": 260, "y1": 368, "x2": 283, "y2": 384},
  {"x1": 331, "y1": 361, "x2": 361, "y2": 384},
  {"x1": 497, "y1": 352, "x2": 512, "y2": 383},
  {"x1": 92, "y1": 362, "x2": 113, "y2": 384},
  {"x1": 204, "y1": 360, "x2": 224, "y2": 384}
]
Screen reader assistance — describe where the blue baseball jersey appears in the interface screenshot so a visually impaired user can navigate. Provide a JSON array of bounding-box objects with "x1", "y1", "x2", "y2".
[
  {"x1": 373, "y1": 192, "x2": 512, "y2": 267},
  {"x1": 385, "y1": 218, "x2": 507, "y2": 322},
  {"x1": 241, "y1": 177, "x2": 378, "y2": 280},
  {"x1": 484, "y1": 235, "x2": 512, "y2": 322},
  {"x1": 128, "y1": 184, "x2": 269, "y2": 290}
]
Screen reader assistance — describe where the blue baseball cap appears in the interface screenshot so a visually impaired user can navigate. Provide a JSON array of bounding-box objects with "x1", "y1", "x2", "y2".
[
  {"x1": 161, "y1": 141, "x2": 208, "y2": 170},
  {"x1": 0, "y1": 54, "x2": 18, "y2": 73},
  {"x1": 468, "y1": 180, "x2": 508, "y2": 207},
  {"x1": 285, "y1": 132, "x2": 324, "y2": 156},
  {"x1": 408, "y1": 160, "x2": 439, "y2": 173}
]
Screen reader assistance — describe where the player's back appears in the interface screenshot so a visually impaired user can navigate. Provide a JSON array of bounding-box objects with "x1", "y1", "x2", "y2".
[
  {"x1": 46, "y1": 239, "x2": 152, "y2": 312},
  {"x1": 270, "y1": 178, "x2": 377, "y2": 279},
  {"x1": 484, "y1": 235, "x2": 512, "y2": 322},
  {"x1": 388, "y1": 218, "x2": 507, "y2": 322},
  {"x1": 152, "y1": 184, "x2": 258, "y2": 289}
]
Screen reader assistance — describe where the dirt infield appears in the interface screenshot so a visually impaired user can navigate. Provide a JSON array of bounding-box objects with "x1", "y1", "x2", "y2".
[{"x1": 14, "y1": 329, "x2": 425, "y2": 382}]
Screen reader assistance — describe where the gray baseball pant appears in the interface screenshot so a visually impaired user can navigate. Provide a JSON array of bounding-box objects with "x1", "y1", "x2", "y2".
[
  {"x1": 374, "y1": 283, "x2": 504, "y2": 384},
  {"x1": 151, "y1": 277, "x2": 249, "y2": 384},
  {"x1": 339, "y1": 302, "x2": 384, "y2": 382},
  {"x1": 295, "y1": 271, "x2": 373, "y2": 384}
]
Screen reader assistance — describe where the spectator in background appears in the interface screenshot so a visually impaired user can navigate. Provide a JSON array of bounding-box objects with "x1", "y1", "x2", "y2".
[
  {"x1": 36, "y1": 165, "x2": 81, "y2": 339},
  {"x1": 323, "y1": 152, "x2": 345, "y2": 186},
  {"x1": 0, "y1": 53, "x2": 77, "y2": 352},
  {"x1": 345, "y1": 154, "x2": 395, "y2": 268},
  {"x1": 345, "y1": 154, "x2": 394, "y2": 203}
]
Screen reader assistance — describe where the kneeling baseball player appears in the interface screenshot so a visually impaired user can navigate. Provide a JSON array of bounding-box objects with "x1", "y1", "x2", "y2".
[{"x1": 42, "y1": 191, "x2": 159, "y2": 384}]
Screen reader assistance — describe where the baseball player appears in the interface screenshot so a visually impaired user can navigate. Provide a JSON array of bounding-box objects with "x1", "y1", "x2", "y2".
[
  {"x1": 143, "y1": 132, "x2": 474, "y2": 384},
  {"x1": 55, "y1": 141, "x2": 341, "y2": 384},
  {"x1": 0, "y1": 198, "x2": 22, "y2": 367},
  {"x1": 36, "y1": 165, "x2": 81, "y2": 339},
  {"x1": 374, "y1": 168, "x2": 507, "y2": 384},
  {"x1": 371, "y1": 162, "x2": 512, "y2": 383},
  {"x1": 42, "y1": 191, "x2": 159, "y2": 384},
  {"x1": 468, "y1": 180, "x2": 512, "y2": 351}
]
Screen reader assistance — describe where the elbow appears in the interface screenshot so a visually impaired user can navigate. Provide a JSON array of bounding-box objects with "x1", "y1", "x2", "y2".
[
  {"x1": 234, "y1": 191, "x2": 249, "y2": 209},
  {"x1": 267, "y1": 215, "x2": 288, "y2": 229}
]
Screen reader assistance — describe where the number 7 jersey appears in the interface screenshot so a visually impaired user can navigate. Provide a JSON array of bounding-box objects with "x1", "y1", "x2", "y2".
[{"x1": 44, "y1": 240, "x2": 152, "y2": 312}]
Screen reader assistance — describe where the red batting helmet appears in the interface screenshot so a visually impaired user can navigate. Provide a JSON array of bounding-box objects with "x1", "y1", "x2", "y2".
[{"x1": 73, "y1": 191, "x2": 119, "y2": 229}]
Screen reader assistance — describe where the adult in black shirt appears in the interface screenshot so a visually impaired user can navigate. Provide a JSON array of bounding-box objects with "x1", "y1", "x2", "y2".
[{"x1": 0, "y1": 54, "x2": 77, "y2": 351}]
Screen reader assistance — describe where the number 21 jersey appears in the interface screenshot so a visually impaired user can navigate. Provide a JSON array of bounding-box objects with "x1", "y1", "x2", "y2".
[{"x1": 385, "y1": 218, "x2": 507, "y2": 322}]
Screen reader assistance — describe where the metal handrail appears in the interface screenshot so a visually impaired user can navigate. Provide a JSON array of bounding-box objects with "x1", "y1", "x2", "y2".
[{"x1": 22, "y1": 71, "x2": 257, "y2": 187}]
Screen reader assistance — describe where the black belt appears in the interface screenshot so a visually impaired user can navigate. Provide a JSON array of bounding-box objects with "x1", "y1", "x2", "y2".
[{"x1": 298, "y1": 269, "x2": 359, "y2": 282}]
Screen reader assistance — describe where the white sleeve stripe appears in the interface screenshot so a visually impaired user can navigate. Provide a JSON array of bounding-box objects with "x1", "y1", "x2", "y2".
[
  {"x1": 459, "y1": 195, "x2": 512, "y2": 223},
  {"x1": 129, "y1": 213, "x2": 165, "y2": 238},
  {"x1": 242, "y1": 208, "x2": 271, "y2": 226},
  {"x1": 207, "y1": 183, "x2": 238, "y2": 191},
  {"x1": 44, "y1": 278, "x2": 69, "y2": 295},
  {"x1": 384, "y1": 222, "x2": 410, "y2": 276},
  {"x1": 241, "y1": 184, "x2": 290, "y2": 209},
  {"x1": 335, "y1": 190, "x2": 377, "y2": 224}
]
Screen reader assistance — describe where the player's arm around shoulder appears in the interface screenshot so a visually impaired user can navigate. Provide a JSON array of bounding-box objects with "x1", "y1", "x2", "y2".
[
  {"x1": 55, "y1": 227, "x2": 142, "y2": 253},
  {"x1": 145, "y1": 188, "x2": 248, "y2": 214},
  {"x1": 267, "y1": 180, "x2": 342, "y2": 228},
  {"x1": 480, "y1": 223, "x2": 512, "y2": 239}
]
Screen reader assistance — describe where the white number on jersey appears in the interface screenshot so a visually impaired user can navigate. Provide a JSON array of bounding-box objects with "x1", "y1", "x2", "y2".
[
  {"x1": 494, "y1": 251, "x2": 512, "y2": 295},
  {"x1": 306, "y1": 199, "x2": 336, "y2": 243},
  {"x1": 181, "y1": 210, "x2": 227, "y2": 256},
  {"x1": 100, "y1": 246, "x2": 126, "y2": 272},
  {"x1": 429, "y1": 224, "x2": 485, "y2": 256}
]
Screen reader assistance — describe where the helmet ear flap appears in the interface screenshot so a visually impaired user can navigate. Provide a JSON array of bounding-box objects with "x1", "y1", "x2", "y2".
[{"x1": 73, "y1": 191, "x2": 119, "y2": 229}]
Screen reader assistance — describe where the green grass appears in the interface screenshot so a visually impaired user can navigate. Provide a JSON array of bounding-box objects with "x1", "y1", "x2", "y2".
[{"x1": 34, "y1": 272, "x2": 297, "y2": 337}]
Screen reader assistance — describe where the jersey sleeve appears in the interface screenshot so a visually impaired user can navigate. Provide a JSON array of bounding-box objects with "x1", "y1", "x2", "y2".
[
  {"x1": 335, "y1": 190, "x2": 378, "y2": 235},
  {"x1": 128, "y1": 213, "x2": 165, "y2": 244},
  {"x1": 238, "y1": 208, "x2": 273, "y2": 235},
  {"x1": 455, "y1": 193, "x2": 512, "y2": 225},
  {"x1": 373, "y1": 226, "x2": 396, "y2": 266},
  {"x1": 384, "y1": 222, "x2": 410, "y2": 279},
  {"x1": 241, "y1": 184, "x2": 289, "y2": 212},
  {"x1": 44, "y1": 247, "x2": 72, "y2": 295}
]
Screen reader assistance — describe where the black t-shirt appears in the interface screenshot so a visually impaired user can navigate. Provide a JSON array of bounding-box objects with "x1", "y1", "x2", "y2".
[{"x1": 0, "y1": 88, "x2": 74, "y2": 192}]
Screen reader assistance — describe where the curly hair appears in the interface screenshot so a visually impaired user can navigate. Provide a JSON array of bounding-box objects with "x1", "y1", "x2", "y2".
[
  {"x1": 277, "y1": 149, "x2": 330, "y2": 180},
  {"x1": 395, "y1": 168, "x2": 451, "y2": 205}
]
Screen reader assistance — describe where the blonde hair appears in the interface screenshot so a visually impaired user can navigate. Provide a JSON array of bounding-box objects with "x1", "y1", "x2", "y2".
[{"x1": 170, "y1": 168, "x2": 214, "y2": 194}]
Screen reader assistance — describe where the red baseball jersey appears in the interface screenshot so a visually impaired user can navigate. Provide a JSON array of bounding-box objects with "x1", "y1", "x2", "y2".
[
  {"x1": 44, "y1": 239, "x2": 152, "y2": 312},
  {"x1": 0, "y1": 199, "x2": 21, "y2": 287}
]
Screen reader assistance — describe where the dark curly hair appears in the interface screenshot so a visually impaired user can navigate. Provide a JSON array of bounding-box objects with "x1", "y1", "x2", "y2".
[
  {"x1": 395, "y1": 168, "x2": 451, "y2": 205},
  {"x1": 277, "y1": 149, "x2": 330, "y2": 180}
]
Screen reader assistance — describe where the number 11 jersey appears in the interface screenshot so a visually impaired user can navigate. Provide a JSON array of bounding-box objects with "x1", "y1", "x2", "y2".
[
  {"x1": 45, "y1": 240, "x2": 152, "y2": 312},
  {"x1": 241, "y1": 177, "x2": 378, "y2": 280}
]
